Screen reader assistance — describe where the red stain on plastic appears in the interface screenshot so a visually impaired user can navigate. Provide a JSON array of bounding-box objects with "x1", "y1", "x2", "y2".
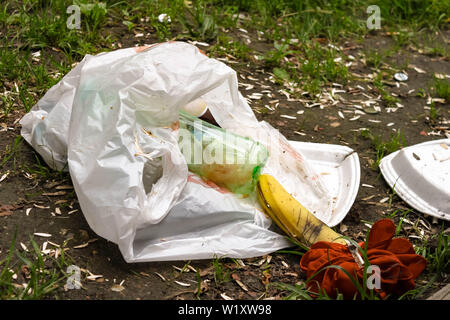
[{"x1": 187, "y1": 174, "x2": 230, "y2": 194}]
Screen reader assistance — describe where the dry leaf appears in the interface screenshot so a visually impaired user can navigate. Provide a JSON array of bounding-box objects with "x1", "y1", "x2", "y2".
[
  {"x1": 413, "y1": 66, "x2": 426, "y2": 74},
  {"x1": 379, "y1": 197, "x2": 389, "y2": 203},
  {"x1": 20, "y1": 242, "x2": 28, "y2": 252},
  {"x1": 0, "y1": 171, "x2": 10, "y2": 183},
  {"x1": 235, "y1": 279, "x2": 248, "y2": 292},
  {"x1": 256, "y1": 258, "x2": 266, "y2": 266},
  {"x1": 111, "y1": 284, "x2": 125, "y2": 292},
  {"x1": 87, "y1": 274, "x2": 103, "y2": 281},
  {"x1": 187, "y1": 265, "x2": 197, "y2": 273},
  {"x1": 199, "y1": 266, "x2": 214, "y2": 277},
  {"x1": 55, "y1": 185, "x2": 73, "y2": 190},
  {"x1": 220, "y1": 293, "x2": 233, "y2": 300},
  {"x1": 285, "y1": 272, "x2": 298, "y2": 277},
  {"x1": 154, "y1": 272, "x2": 166, "y2": 281},
  {"x1": 174, "y1": 281, "x2": 191, "y2": 287},
  {"x1": 261, "y1": 271, "x2": 271, "y2": 286},
  {"x1": 330, "y1": 122, "x2": 341, "y2": 128},
  {"x1": 232, "y1": 274, "x2": 249, "y2": 292},
  {"x1": 0, "y1": 210, "x2": 13, "y2": 217},
  {"x1": 280, "y1": 115, "x2": 296, "y2": 120},
  {"x1": 195, "y1": 280, "x2": 209, "y2": 295},
  {"x1": 0, "y1": 204, "x2": 19, "y2": 216},
  {"x1": 42, "y1": 191, "x2": 66, "y2": 196},
  {"x1": 140, "y1": 272, "x2": 151, "y2": 277},
  {"x1": 34, "y1": 233, "x2": 52, "y2": 238},
  {"x1": 47, "y1": 241, "x2": 60, "y2": 247},
  {"x1": 33, "y1": 204, "x2": 50, "y2": 209},
  {"x1": 172, "y1": 265, "x2": 186, "y2": 272},
  {"x1": 73, "y1": 243, "x2": 89, "y2": 249}
]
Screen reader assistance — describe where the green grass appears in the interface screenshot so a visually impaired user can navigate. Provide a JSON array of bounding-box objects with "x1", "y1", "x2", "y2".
[
  {"x1": 300, "y1": 43, "x2": 349, "y2": 93},
  {"x1": 428, "y1": 102, "x2": 441, "y2": 124},
  {"x1": 360, "y1": 128, "x2": 406, "y2": 170},
  {"x1": 395, "y1": 209, "x2": 412, "y2": 236},
  {"x1": 180, "y1": 0, "x2": 218, "y2": 41},
  {"x1": 373, "y1": 75, "x2": 401, "y2": 108},
  {"x1": 195, "y1": 270, "x2": 203, "y2": 299},
  {"x1": 399, "y1": 225, "x2": 449, "y2": 300},
  {"x1": 422, "y1": 77, "x2": 449, "y2": 124},
  {"x1": 209, "y1": 33, "x2": 251, "y2": 61},
  {"x1": 417, "y1": 32, "x2": 449, "y2": 58},
  {"x1": 211, "y1": 256, "x2": 230, "y2": 285},
  {"x1": 0, "y1": 135, "x2": 23, "y2": 169},
  {"x1": 0, "y1": 134, "x2": 68, "y2": 180},
  {"x1": 271, "y1": 281, "x2": 316, "y2": 300},
  {"x1": 423, "y1": 226, "x2": 449, "y2": 277},
  {"x1": 364, "y1": 50, "x2": 385, "y2": 69},
  {"x1": 0, "y1": 231, "x2": 72, "y2": 300},
  {"x1": 432, "y1": 77, "x2": 450, "y2": 101},
  {"x1": 0, "y1": 0, "x2": 447, "y2": 102},
  {"x1": 260, "y1": 40, "x2": 350, "y2": 95}
]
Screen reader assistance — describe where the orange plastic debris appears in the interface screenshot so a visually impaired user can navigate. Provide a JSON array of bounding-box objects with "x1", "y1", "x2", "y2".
[{"x1": 299, "y1": 219, "x2": 427, "y2": 299}]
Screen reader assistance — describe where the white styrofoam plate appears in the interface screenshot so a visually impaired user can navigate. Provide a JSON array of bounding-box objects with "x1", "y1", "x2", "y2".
[
  {"x1": 289, "y1": 141, "x2": 360, "y2": 227},
  {"x1": 380, "y1": 139, "x2": 450, "y2": 221}
]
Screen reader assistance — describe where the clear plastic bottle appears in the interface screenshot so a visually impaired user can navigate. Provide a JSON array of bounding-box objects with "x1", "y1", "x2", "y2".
[{"x1": 178, "y1": 110, "x2": 268, "y2": 194}]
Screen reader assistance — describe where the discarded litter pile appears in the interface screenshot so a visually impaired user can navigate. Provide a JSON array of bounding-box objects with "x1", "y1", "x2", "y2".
[
  {"x1": 20, "y1": 42, "x2": 347, "y2": 262},
  {"x1": 19, "y1": 41, "x2": 430, "y2": 299}
]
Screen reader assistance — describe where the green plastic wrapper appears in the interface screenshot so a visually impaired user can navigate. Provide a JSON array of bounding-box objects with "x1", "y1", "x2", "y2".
[{"x1": 178, "y1": 110, "x2": 268, "y2": 194}]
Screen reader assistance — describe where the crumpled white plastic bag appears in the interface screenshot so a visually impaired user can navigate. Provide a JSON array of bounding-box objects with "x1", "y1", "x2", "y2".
[{"x1": 20, "y1": 42, "x2": 334, "y2": 262}]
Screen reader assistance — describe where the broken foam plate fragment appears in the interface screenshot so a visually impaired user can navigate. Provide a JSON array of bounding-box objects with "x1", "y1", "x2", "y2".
[{"x1": 380, "y1": 139, "x2": 450, "y2": 221}]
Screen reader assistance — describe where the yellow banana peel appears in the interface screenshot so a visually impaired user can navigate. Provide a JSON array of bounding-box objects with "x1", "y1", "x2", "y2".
[{"x1": 257, "y1": 174, "x2": 346, "y2": 246}]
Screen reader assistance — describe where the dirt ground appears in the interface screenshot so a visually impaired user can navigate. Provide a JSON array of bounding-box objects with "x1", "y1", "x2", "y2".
[{"x1": 0, "y1": 30, "x2": 449, "y2": 300}]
